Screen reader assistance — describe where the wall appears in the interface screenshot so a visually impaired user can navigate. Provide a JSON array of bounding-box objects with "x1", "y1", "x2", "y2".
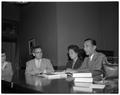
[
  {"x1": 2, "y1": 2, "x2": 20, "y2": 21},
  {"x1": 3, "y1": 2, "x2": 117, "y2": 68},
  {"x1": 98, "y1": 2, "x2": 118, "y2": 56},
  {"x1": 56, "y1": 2, "x2": 118, "y2": 66},
  {"x1": 19, "y1": 3, "x2": 57, "y2": 68}
]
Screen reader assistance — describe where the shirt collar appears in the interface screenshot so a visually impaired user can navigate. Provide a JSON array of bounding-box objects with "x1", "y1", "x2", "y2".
[
  {"x1": 2, "y1": 61, "x2": 8, "y2": 70},
  {"x1": 35, "y1": 58, "x2": 42, "y2": 62},
  {"x1": 89, "y1": 53, "x2": 94, "y2": 61}
]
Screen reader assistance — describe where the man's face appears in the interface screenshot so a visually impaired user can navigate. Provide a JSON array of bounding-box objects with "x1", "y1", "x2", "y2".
[
  {"x1": 33, "y1": 48, "x2": 43, "y2": 59},
  {"x1": 2, "y1": 53, "x2": 6, "y2": 62},
  {"x1": 84, "y1": 40, "x2": 96, "y2": 56}
]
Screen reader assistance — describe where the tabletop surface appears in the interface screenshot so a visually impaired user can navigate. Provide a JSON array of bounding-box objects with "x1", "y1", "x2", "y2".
[{"x1": 2, "y1": 70, "x2": 118, "y2": 93}]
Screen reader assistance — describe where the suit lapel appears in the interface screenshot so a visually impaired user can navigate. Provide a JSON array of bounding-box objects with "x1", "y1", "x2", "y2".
[
  {"x1": 32, "y1": 59, "x2": 37, "y2": 69},
  {"x1": 74, "y1": 59, "x2": 79, "y2": 68}
]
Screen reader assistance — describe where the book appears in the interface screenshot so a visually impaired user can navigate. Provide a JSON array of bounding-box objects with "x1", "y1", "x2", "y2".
[
  {"x1": 90, "y1": 84, "x2": 105, "y2": 89},
  {"x1": 74, "y1": 82, "x2": 92, "y2": 87},
  {"x1": 72, "y1": 73, "x2": 92, "y2": 78},
  {"x1": 74, "y1": 77, "x2": 93, "y2": 83},
  {"x1": 74, "y1": 82, "x2": 105, "y2": 89},
  {"x1": 73, "y1": 86, "x2": 93, "y2": 92}
]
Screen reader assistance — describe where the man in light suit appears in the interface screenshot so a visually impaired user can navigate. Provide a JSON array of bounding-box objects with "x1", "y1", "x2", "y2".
[
  {"x1": 2, "y1": 51, "x2": 13, "y2": 81},
  {"x1": 25, "y1": 46, "x2": 54, "y2": 75}
]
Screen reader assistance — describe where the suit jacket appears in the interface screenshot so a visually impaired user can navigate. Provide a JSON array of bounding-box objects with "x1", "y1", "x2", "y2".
[
  {"x1": 25, "y1": 58, "x2": 54, "y2": 75},
  {"x1": 2, "y1": 61, "x2": 13, "y2": 81},
  {"x1": 77, "y1": 51, "x2": 107, "y2": 77},
  {"x1": 66, "y1": 58, "x2": 83, "y2": 70}
]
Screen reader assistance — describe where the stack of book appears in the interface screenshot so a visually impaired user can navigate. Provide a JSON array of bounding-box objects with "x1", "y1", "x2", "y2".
[{"x1": 72, "y1": 73, "x2": 93, "y2": 92}]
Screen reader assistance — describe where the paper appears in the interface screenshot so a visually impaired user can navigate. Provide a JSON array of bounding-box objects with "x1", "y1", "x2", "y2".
[
  {"x1": 53, "y1": 71, "x2": 66, "y2": 74},
  {"x1": 37, "y1": 72, "x2": 67, "y2": 79},
  {"x1": 44, "y1": 74, "x2": 62, "y2": 79}
]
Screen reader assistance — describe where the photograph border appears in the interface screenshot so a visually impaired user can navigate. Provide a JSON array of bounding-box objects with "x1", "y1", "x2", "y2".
[{"x1": 28, "y1": 39, "x2": 36, "y2": 55}]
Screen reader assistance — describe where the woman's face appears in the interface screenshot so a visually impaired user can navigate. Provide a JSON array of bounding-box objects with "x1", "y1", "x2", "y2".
[{"x1": 68, "y1": 49, "x2": 78, "y2": 60}]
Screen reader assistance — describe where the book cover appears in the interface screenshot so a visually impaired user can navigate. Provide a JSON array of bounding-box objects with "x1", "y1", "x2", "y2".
[
  {"x1": 74, "y1": 77, "x2": 93, "y2": 82},
  {"x1": 73, "y1": 86, "x2": 93, "y2": 92},
  {"x1": 74, "y1": 82, "x2": 92, "y2": 87},
  {"x1": 73, "y1": 73, "x2": 92, "y2": 78}
]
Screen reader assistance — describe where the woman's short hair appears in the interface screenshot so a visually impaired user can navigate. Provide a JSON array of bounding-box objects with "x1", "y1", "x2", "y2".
[
  {"x1": 68, "y1": 45, "x2": 80, "y2": 54},
  {"x1": 67, "y1": 45, "x2": 86, "y2": 61}
]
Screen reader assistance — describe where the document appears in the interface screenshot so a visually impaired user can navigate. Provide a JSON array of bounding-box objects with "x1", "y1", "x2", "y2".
[
  {"x1": 36, "y1": 72, "x2": 67, "y2": 79},
  {"x1": 44, "y1": 74, "x2": 62, "y2": 79}
]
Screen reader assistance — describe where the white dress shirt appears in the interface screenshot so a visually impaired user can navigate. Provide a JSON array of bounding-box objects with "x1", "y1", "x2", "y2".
[
  {"x1": 2, "y1": 61, "x2": 8, "y2": 71},
  {"x1": 35, "y1": 59, "x2": 42, "y2": 68},
  {"x1": 89, "y1": 54, "x2": 94, "y2": 61}
]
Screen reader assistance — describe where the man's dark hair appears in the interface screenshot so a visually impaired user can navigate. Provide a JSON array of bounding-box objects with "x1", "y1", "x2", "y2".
[
  {"x1": 84, "y1": 38, "x2": 96, "y2": 46},
  {"x1": 32, "y1": 45, "x2": 42, "y2": 53}
]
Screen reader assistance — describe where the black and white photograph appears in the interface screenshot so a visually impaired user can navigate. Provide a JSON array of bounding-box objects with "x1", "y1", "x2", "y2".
[
  {"x1": 2, "y1": 1, "x2": 119, "y2": 94},
  {"x1": 28, "y1": 38, "x2": 36, "y2": 55}
]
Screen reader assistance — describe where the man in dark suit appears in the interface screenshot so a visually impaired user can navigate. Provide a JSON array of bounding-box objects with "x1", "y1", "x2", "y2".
[
  {"x1": 67, "y1": 38, "x2": 108, "y2": 80},
  {"x1": 77, "y1": 38, "x2": 108, "y2": 80}
]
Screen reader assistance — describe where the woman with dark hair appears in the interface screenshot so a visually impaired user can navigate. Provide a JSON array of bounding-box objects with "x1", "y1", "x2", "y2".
[{"x1": 66, "y1": 45, "x2": 84, "y2": 71}]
